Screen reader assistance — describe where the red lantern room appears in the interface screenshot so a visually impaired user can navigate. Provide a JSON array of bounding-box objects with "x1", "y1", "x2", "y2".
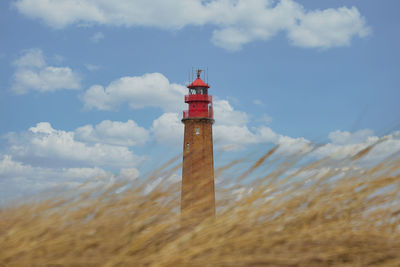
[{"x1": 183, "y1": 69, "x2": 213, "y2": 120}]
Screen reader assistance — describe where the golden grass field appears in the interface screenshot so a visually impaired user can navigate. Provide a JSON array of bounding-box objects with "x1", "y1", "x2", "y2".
[{"x1": 1, "y1": 140, "x2": 400, "y2": 266}]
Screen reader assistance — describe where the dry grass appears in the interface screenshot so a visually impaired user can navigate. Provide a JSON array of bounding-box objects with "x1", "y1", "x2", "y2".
[{"x1": 1, "y1": 142, "x2": 400, "y2": 266}]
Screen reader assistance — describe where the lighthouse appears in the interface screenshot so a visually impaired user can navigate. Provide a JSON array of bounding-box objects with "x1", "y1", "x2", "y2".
[{"x1": 181, "y1": 69, "x2": 215, "y2": 222}]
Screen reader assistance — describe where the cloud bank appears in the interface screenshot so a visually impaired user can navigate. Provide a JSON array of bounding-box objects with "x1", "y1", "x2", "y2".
[
  {"x1": 11, "y1": 49, "x2": 81, "y2": 94},
  {"x1": 83, "y1": 73, "x2": 186, "y2": 112},
  {"x1": 75, "y1": 120, "x2": 150, "y2": 146},
  {"x1": 1, "y1": 120, "x2": 146, "y2": 203},
  {"x1": 6, "y1": 121, "x2": 145, "y2": 169},
  {"x1": 13, "y1": 0, "x2": 370, "y2": 50}
]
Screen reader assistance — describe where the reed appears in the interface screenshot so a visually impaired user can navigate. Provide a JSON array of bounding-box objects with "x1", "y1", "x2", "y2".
[{"x1": 1, "y1": 140, "x2": 399, "y2": 266}]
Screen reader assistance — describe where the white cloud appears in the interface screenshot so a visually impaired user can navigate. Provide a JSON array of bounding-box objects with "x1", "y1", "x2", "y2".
[
  {"x1": 13, "y1": 48, "x2": 45, "y2": 68},
  {"x1": 13, "y1": 0, "x2": 208, "y2": 29},
  {"x1": 151, "y1": 113, "x2": 184, "y2": 146},
  {"x1": 314, "y1": 142, "x2": 369, "y2": 160},
  {"x1": 91, "y1": 31, "x2": 104, "y2": 43},
  {"x1": 83, "y1": 73, "x2": 186, "y2": 112},
  {"x1": 365, "y1": 132, "x2": 400, "y2": 161},
  {"x1": 11, "y1": 49, "x2": 81, "y2": 94},
  {"x1": 314, "y1": 130, "x2": 400, "y2": 161},
  {"x1": 213, "y1": 100, "x2": 249, "y2": 126},
  {"x1": 214, "y1": 125, "x2": 259, "y2": 150},
  {"x1": 0, "y1": 155, "x2": 110, "y2": 184},
  {"x1": 7, "y1": 122, "x2": 142, "y2": 169},
  {"x1": 276, "y1": 135, "x2": 312, "y2": 154},
  {"x1": 328, "y1": 129, "x2": 374, "y2": 145},
  {"x1": 214, "y1": 124, "x2": 311, "y2": 152},
  {"x1": 0, "y1": 153, "x2": 115, "y2": 203},
  {"x1": 1, "y1": 121, "x2": 148, "y2": 202},
  {"x1": 212, "y1": 99, "x2": 288, "y2": 151},
  {"x1": 288, "y1": 7, "x2": 371, "y2": 49},
  {"x1": 75, "y1": 120, "x2": 150, "y2": 146},
  {"x1": 64, "y1": 167, "x2": 111, "y2": 180},
  {"x1": 118, "y1": 168, "x2": 140, "y2": 180},
  {"x1": 0, "y1": 154, "x2": 34, "y2": 177},
  {"x1": 14, "y1": 0, "x2": 370, "y2": 50}
]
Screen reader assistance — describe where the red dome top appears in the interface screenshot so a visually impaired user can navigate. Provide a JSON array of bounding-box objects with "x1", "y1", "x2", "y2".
[{"x1": 187, "y1": 77, "x2": 210, "y2": 89}]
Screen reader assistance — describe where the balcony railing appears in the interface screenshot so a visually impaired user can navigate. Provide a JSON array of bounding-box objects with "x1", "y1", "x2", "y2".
[
  {"x1": 183, "y1": 107, "x2": 213, "y2": 119},
  {"x1": 184, "y1": 95, "x2": 212, "y2": 103}
]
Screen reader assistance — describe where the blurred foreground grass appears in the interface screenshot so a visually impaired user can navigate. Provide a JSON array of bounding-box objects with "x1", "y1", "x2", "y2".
[{"x1": 1, "y1": 142, "x2": 400, "y2": 266}]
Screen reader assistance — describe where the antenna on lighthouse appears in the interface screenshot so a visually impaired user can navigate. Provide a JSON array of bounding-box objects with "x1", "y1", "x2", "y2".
[{"x1": 207, "y1": 67, "x2": 209, "y2": 84}]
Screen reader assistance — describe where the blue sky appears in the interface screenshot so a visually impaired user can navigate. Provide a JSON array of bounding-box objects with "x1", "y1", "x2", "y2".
[{"x1": 1, "y1": 0, "x2": 399, "y2": 203}]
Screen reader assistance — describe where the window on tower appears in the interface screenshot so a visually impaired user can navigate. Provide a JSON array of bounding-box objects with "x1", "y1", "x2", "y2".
[
  {"x1": 186, "y1": 142, "x2": 189, "y2": 151},
  {"x1": 195, "y1": 127, "x2": 200, "y2": 135}
]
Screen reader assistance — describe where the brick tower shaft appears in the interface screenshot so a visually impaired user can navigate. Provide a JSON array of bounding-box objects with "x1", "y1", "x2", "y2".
[{"x1": 181, "y1": 119, "x2": 215, "y2": 219}]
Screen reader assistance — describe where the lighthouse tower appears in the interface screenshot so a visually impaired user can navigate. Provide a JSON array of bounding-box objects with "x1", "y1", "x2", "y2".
[{"x1": 181, "y1": 69, "x2": 215, "y2": 221}]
